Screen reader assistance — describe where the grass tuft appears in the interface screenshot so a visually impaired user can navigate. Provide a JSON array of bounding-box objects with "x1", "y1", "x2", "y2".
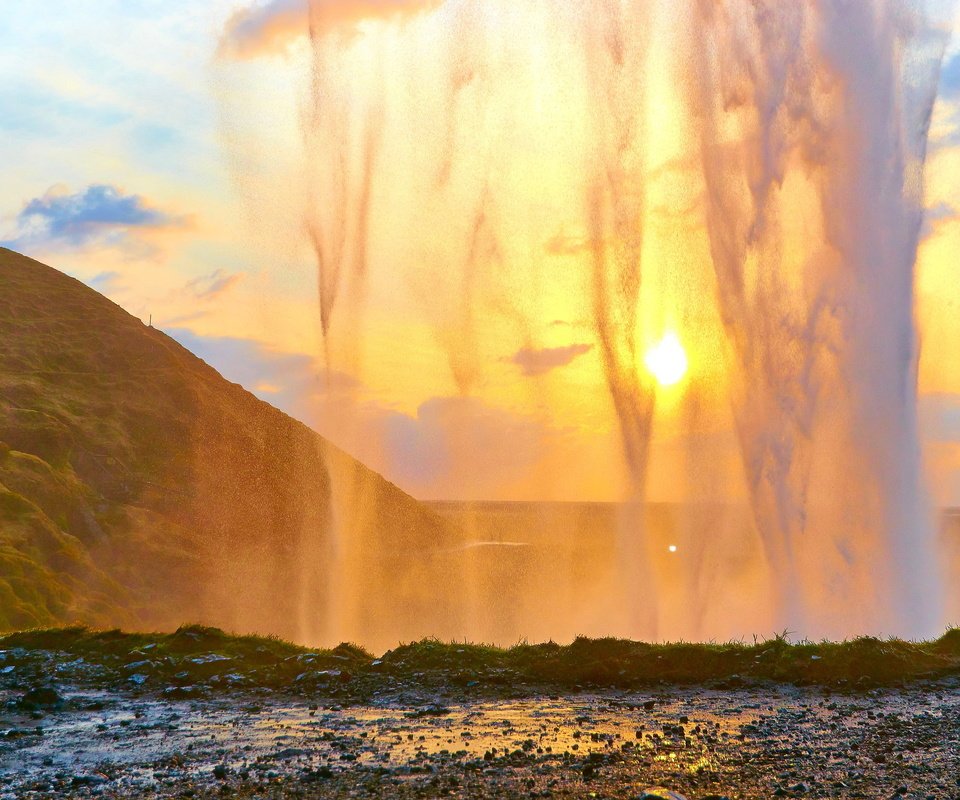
[{"x1": 2, "y1": 626, "x2": 958, "y2": 693}]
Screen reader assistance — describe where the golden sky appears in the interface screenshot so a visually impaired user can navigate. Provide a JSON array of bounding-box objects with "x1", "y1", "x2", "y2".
[{"x1": 3, "y1": 0, "x2": 960, "y2": 504}]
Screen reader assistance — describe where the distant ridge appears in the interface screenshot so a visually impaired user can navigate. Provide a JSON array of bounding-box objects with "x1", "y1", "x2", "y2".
[{"x1": 0, "y1": 248, "x2": 466, "y2": 646}]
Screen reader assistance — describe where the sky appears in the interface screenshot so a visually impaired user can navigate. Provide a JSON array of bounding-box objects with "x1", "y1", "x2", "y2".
[{"x1": 3, "y1": 0, "x2": 960, "y2": 504}]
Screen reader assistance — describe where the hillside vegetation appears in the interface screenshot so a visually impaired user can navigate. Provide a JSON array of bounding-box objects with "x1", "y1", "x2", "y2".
[
  {"x1": 0, "y1": 248, "x2": 465, "y2": 644},
  {"x1": 3, "y1": 625, "x2": 959, "y2": 693}
]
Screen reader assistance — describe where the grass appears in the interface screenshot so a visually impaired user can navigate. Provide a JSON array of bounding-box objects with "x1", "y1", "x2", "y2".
[
  {"x1": 0, "y1": 624, "x2": 305, "y2": 662},
  {"x1": 2, "y1": 624, "x2": 959, "y2": 692},
  {"x1": 380, "y1": 630, "x2": 960, "y2": 686},
  {"x1": 0, "y1": 248, "x2": 462, "y2": 643}
]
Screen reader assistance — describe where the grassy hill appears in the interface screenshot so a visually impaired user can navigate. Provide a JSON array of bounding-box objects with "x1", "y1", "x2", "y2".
[{"x1": 0, "y1": 248, "x2": 467, "y2": 647}]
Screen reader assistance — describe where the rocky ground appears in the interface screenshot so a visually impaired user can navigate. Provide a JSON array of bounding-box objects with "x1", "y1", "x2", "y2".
[
  {"x1": 3, "y1": 679, "x2": 960, "y2": 798},
  {"x1": 2, "y1": 628, "x2": 960, "y2": 798}
]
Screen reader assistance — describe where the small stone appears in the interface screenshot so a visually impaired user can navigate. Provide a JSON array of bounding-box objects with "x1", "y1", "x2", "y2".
[
  {"x1": 304, "y1": 765, "x2": 334, "y2": 781},
  {"x1": 18, "y1": 686, "x2": 64, "y2": 711},
  {"x1": 405, "y1": 704, "x2": 452, "y2": 718},
  {"x1": 636, "y1": 789, "x2": 688, "y2": 800},
  {"x1": 71, "y1": 774, "x2": 108, "y2": 788}
]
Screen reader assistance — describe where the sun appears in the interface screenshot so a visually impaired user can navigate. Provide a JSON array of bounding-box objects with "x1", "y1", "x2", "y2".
[{"x1": 644, "y1": 331, "x2": 688, "y2": 387}]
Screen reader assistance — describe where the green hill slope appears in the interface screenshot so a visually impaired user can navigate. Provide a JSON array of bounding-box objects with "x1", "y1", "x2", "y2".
[{"x1": 0, "y1": 248, "x2": 466, "y2": 647}]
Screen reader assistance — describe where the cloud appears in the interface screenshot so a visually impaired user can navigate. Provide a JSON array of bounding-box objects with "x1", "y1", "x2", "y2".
[
  {"x1": 920, "y1": 394, "x2": 960, "y2": 442},
  {"x1": 511, "y1": 343, "x2": 594, "y2": 377},
  {"x1": 310, "y1": 0, "x2": 443, "y2": 36},
  {"x1": 218, "y1": 0, "x2": 442, "y2": 59},
  {"x1": 921, "y1": 201, "x2": 958, "y2": 238},
  {"x1": 1, "y1": 184, "x2": 185, "y2": 253},
  {"x1": 164, "y1": 327, "x2": 557, "y2": 499},
  {"x1": 86, "y1": 271, "x2": 124, "y2": 294},
  {"x1": 166, "y1": 328, "x2": 357, "y2": 404},
  {"x1": 183, "y1": 269, "x2": 243, "y2": 301},
  {"x1": 379, "y1": 396, "x2": 550, "y2": 497},
  {"x1": 218, "y1": 0, "x2": 307, "y2": 59}
]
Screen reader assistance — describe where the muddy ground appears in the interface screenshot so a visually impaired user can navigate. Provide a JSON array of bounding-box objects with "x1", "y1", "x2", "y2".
[{"x1": 3, "y1": 679, "x2": 960, "y2": 799}]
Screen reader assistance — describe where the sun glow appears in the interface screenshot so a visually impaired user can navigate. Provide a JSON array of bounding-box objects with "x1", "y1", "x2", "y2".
[{"x1": 644, "y1": 332, "x2": 688, "y2": 388}]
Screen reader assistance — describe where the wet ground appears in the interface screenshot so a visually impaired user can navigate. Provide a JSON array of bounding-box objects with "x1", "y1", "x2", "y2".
[{"x1": 2, "y1": 679, "x2": 960, "y2": 799}]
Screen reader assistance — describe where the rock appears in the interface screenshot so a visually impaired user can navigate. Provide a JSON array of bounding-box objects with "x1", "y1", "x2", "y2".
[
  {"x1": 2, "y1": 727, "x2": 43, "y2": 739},
  {"x1": 17, "y1": 686, "x2": 64, "y2": 711},
  {"x1": 296, "y1": 669, "x2": 347, "y2": 684},
  {"x1": 190, "y1": 654, "x2": 232, "y2": 665},
  {"x1": 71, "y1": 774, "x2": 108, "y2": 788},
  {"x1": 162, "y1": 685, "x2": 202, "y2": 699},
  {"x1": 303, "y1": 766, "x2": 334, "y2": 781},
  {"x1": 405, "y1": 704, "x2": 452, "y2": 718},
  {"x1": 636, "y1": 789, "x2": 688, "y2": 800}
]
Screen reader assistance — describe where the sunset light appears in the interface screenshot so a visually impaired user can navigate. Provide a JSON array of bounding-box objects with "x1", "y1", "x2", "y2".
[
  {"x1": 4, "y1": 2, "x2": 960, "y2": 795},
  {"x1": 644, "y1": 332, "x2": 688, "y2": 388}
]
